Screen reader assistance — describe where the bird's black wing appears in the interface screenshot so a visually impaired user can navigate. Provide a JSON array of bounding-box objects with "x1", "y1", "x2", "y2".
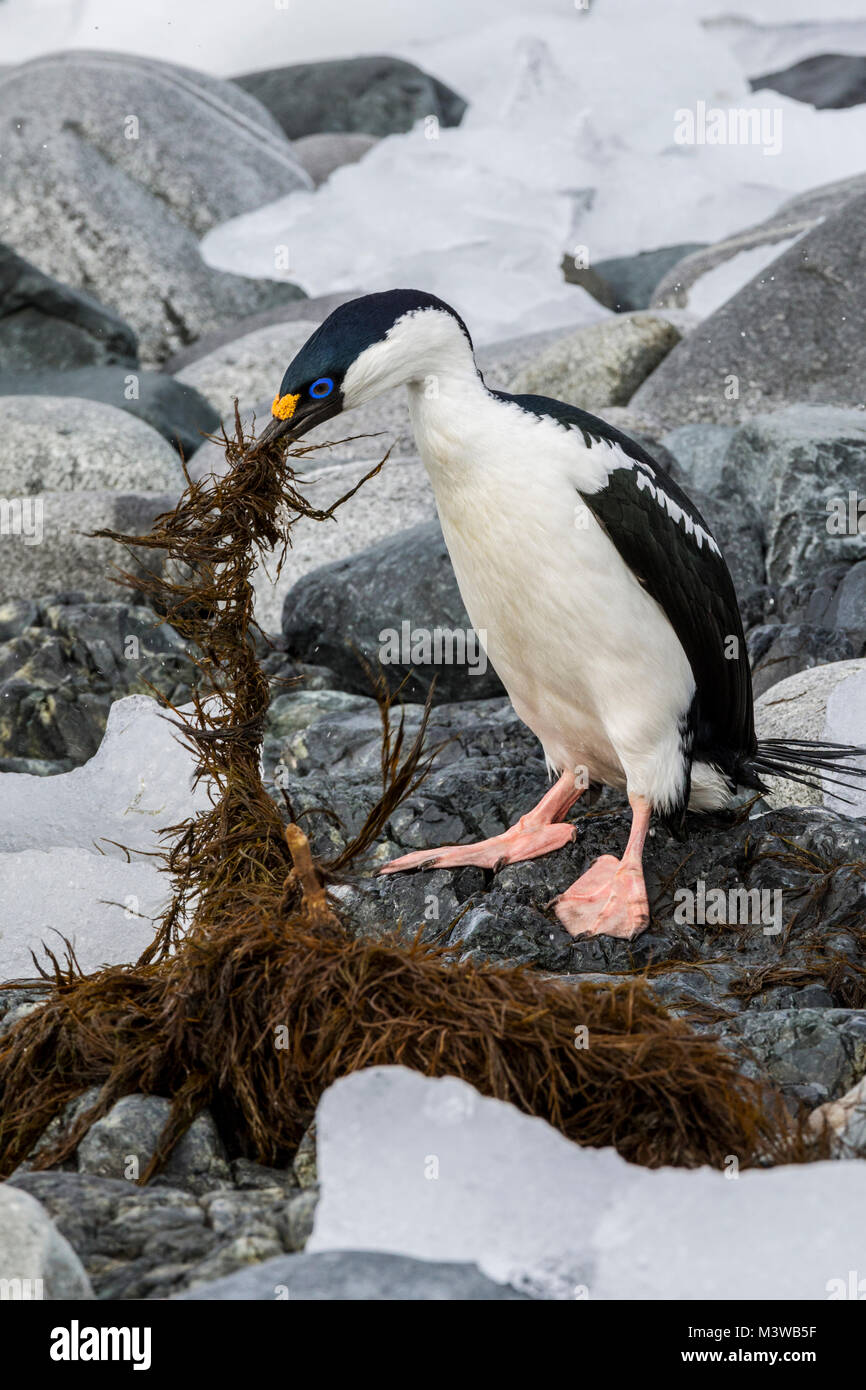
[{"x1": 493, "y1": 391, "x2": 756, "y2": 768}]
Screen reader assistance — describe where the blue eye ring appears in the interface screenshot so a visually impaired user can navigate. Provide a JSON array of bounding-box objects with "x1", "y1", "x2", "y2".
[{"x1": 309, "y1": 377, "x2": 334, "y2": 399}]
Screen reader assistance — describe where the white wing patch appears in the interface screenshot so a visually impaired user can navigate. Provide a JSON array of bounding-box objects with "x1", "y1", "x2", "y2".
[
  {"x1": 582, "y1": 437, "x2": 722, "y2": 559},
  {"x1": 631, "y1": 465, "x2": 722, "y2": 556}
]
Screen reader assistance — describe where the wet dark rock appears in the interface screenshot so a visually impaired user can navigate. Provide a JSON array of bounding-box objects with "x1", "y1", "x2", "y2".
[
  {"x1": 715, "y1": 1008, "x2": 866, "y2": 1106},
  {"x1": 632, "y1": 194, "x2": 866, "y2": 429},
  {"x1": 0, "y1": 597, "x2": 196, "y2": 766},
  {"x1": 7, "y1": 1161, "x2": 319, "y2": 1302},
  {"x1": 827, "y1": 561, "x2": 866, "y2": 648}
]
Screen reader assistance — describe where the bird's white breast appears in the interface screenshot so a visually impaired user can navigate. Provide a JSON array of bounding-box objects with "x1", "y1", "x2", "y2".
[{"x1": 407, "y1": 380, "x2": 696, "y2": 809}]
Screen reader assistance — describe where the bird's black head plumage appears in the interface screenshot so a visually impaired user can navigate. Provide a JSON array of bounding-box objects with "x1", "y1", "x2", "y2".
[{"x1": 257, "y1": 289, "x2": 472, "y2": 448}]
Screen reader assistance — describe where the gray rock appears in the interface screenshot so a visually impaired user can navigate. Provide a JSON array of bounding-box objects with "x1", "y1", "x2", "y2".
[
  {"x1": 281, "y1": 519, "x2": 505, "y2": 703},
  {"x1": 0, "y1": 128, "x2": 303, "y2": 367},
  {"x1": 233, "y1": 55, "x2": 466, "y2": 140},
  {"x1": 751, "y1": 53, "x2": 866, "y2": 109},
  {"x1": 175, "y1": 1249, "x2": 529, "y2": 1300},
  {"x1": 8, "y1": 1171, "x2": 214, "y2": 1300},
  {"x1": 724, "y1": 407, "x2": 866, "y2": 586},
  {"x1": 689, "y1": 481, "x2": 765, "y2": 603},
  {"x1": 77, "y1": 1095, "x2": 232, "y2": 1195},
  {"x1": 174, "y1": 321, "x2": 322, "y2": 418},
  {"x1": 293, "y1": 132, "x2": 378, "y2": 186},
  {"x1": 0, "y1": 50, "x2": 309, "y2": 239},
  {"x1": 0, "y1": 1186, "x2": 93, "y2": 1299},
  {"x1": 0, "y1": 397, "x2": 183, "y2": 493},
  {"x1": 661, "y1": 423, "x2": 735, "y2": 494},
  {"x1": 634, "y1": 189, "x2": 866, "y2": 429},
  {"x1": 0, "y1": 242, "x2": 137, "y2": 370},
  {"x1": 651, "y1": 172, "x2": 866, "y2": 314},
  {"x1": 0, "y1": 491, "x2": 176, "y2": 604},
  {"x1": 716, "y1": 1008, "x2": 866, "y2": 1106},
  {"x1": 773, "y1": 563, "x2": 852, "y2": 630},
  {"x1": 0, "y1": 368, "x2": 219, "y2": 457},
  {"x1": 749, "y1": 623, "x2": 855, "y2": 698},
  {"x1": 562, "y1": 243, "x2": 706, "y2": 312},
  {"x1": 0, "y1": 597, "x2": 196, "y2": 765},
  {"x1": 827, "y1": 561, "x2": 866, "y2": 646},
  {"x1": 163, "y1": 293, "x2": 358, "y2": 376},
  {"x1": 507, "y1": 313, "x2": 681, "y2": 413}
]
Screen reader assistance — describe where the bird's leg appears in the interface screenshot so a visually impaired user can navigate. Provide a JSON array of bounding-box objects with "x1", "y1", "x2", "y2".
[
  {"x1": 552, "y1": 794, "x2": 651, "y2": 940},
  {"x1": 379, "y1": 771, "x2": 582, "y2": 875}
]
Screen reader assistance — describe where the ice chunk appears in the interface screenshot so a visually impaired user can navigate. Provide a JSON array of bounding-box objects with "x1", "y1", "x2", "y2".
[
  {"x1": 0, "y1": 848, "x2": 166, "y2": 980},
  {"x1": 308, "y1": 1065, "x2": 636, "y2": 1298},
  {"x1": 0, "y1": 695, "x2": 207, "y2": 857},
  {"x1": 0, "y1": 695, "x2": 207, "y2": 979},
  {"x1": 310, "y1": 1066, "x2": 866, "y2": 1299}
]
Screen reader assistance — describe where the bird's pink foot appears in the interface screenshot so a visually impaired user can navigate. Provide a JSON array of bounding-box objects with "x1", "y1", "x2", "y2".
[
  {"x1": 552, "y1": 854, "x2": 649, "y2": 939},
  {"x1": 379, "y1": 770, "x2": 582, "y2": 876},
  {"x1": 380, "y1": 820, "x2": 576, "y2": 875},
  {"x1": 552, "y1": 793, "x2": 652, "y2": 940}
]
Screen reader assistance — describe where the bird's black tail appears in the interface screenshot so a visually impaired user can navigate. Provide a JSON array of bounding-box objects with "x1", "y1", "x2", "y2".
[{"x1": 746, "y1": 738, "x2": 866, "y2": 803}]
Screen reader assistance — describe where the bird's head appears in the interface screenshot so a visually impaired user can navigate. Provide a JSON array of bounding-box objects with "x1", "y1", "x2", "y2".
[{"x1": 250, "y1": 289, "x2": 474, "y2": 452}]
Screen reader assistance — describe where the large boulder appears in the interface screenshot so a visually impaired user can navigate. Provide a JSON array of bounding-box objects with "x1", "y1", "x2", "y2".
[
  {"x1": 0, "y1": 51, "x2": 310, "y2": 237},
  {"x1": 751, "y1": 53, "x2": 866, "y2": 110},
  {"x1": 506, "y1": 313, "x2": 681, "y2": 413},
  {"x1": 0, "y1": 491, "x2": 177, "y2": 602},
  {"x1": 0, "y1": 243, "x2": 137, "y2": 370},
  {"x1": 0, "y1": 397, "x2": 183, "y2": 494},
  {"x1": 632, "y1": 189, "x2": 866, "y2": 431},
  {"x1": 0, "y1": 369, "x2": 219, "y2": 456},
  {"x1": 0, "y1": 1186, "x2": 93, "y2": 1300},
  {"x1": 282, "y1": 520, "x2": 505, "y2": 703},
  {"x1": 0, "y1": 62, "x2": 307, "y2": 365},
  {"x1": 233, "y1": 55, "x2": 466, "y2": 139}
]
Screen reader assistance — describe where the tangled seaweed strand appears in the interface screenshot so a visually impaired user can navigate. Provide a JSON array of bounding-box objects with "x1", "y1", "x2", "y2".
[{"x1": 0, "y1": 408, "x2": 809, "y2": 1181}]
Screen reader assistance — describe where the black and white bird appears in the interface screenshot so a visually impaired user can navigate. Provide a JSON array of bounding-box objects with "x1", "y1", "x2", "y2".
[{"x1": 253, "y1": 289, "x2": 865, "y2": 940}]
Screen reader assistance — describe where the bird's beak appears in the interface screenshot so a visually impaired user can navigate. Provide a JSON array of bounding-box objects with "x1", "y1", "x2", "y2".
[
  {"x1": 241, "y1": 391, "x2": 343, "y2": 462},
  {"x1": 245, "y1": 414, "x2": 296, "y2": 457}
]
